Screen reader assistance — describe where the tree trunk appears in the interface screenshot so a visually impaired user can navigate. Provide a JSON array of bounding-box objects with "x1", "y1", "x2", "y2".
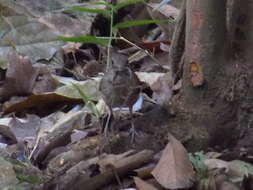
[{"x1": 170, "y1": 0, "x2": 253, "y2": 151}]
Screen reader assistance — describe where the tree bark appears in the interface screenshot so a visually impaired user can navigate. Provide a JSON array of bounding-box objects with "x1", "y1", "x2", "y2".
[{"x1": 169, "y1": 0, "x2": 253, "y2": 150}]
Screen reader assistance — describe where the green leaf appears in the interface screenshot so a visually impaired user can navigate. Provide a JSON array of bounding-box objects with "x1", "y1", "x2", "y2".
[
  {"x1": 56, "y1": 36, "x2": 110, "y2": 46},
  {"x1": 72, "y1": 83, "x2": 90, "y2": 103},
  {"x1": 114, "y1": 0, "x2": 146, "y2": 10},
  {"x1": 113, "y1": 19, "x2": 165, "y2": 29},
  {"x1": 188, "y1": 151, "x2": 208, "y2": 178},
  {"x1": 8, "y1": 186, "x2": 25, "y2": 190},
  {"x1": 16, "y1": 172, "x2": 39, "y2": 184},
  {"x1": 70, "y1": 7, "x2": 111, "y2": 18},
  {"x1": 72, "y1": 83, "x2": 100, "y2": 118},
  {"x1": 86, "y1": 101, "x2": 100, "y2": 118}
]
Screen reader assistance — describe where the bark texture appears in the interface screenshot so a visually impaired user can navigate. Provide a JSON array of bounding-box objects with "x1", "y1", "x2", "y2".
[{"x1": 169, "y1": 0, "x2": 253, "y2": 150}]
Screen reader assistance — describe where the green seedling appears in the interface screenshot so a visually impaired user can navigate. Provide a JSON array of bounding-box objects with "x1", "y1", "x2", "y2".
[
  {"x1": 72, "y1": 83, "x2": 100, "y2": 119},
  {"x1": 188, "y1": 151, "x2": 208, "y2": 178},
  {"x1": 57, "y1": 0, "x2": 167, "y2": 70}
]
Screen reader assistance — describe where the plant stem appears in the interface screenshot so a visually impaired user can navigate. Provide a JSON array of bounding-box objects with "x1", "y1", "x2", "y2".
[{"x1": 106, "y1": 6, "x2": 114, "y2": 72}]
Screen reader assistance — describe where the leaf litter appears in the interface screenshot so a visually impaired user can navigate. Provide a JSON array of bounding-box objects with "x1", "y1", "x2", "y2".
[{"x1": 0, "y1": 0, "x2": 252, "y2": 190}]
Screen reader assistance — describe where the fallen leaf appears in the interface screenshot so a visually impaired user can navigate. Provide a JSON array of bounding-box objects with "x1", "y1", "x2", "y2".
[
  {"x1": 134, "y1": 177, "x2": 159, "y2": 190},
  {"x1": 3, "y1": 93, "x2": 82, "y2": 115},
  {"x1": 135, "y1": 72, "x2": 166, "y2": 86},
  {"x1": 203, "y1": 159, "x2": 229, "y2": 172},
  {"x1": 151, "y1": 133, "x2": 195, "y2": 189},
  {"x1": 0, "y1": 115, "x2": 40, "y2": 145},
  {"x1": 0, "y1": 125, "x2": 17, "y2": 144},
  {"x1": 0, "y1": 0, "x2": 99, "y2": 64},
  {"x1": 0, "y1": 51, "x2": 39, "y2": 101},
  {"x1": 138, "y1": 40, "x2": 171, "y2": 53},
  {"x1": 147, "y1": 3, "x2": 179, "y2": 19},
  {"x1": 228, "y1": 160, "x2": 253, "y2": 183},
  {"x1": 147, "y1": 3, "x2": 179, "y2": 38},
  {"x1": 9, "y1": 114, "x2": 40, "y2": 143},
  {"x1": 55, "y1": 77, "x2": 102, "y2": 101},
  {"x1": 151, "y1": 74, "x2": 173, "y2": 106},
  {"x1": 32, "y1": 110, "x2": 86, "y2": 163}
]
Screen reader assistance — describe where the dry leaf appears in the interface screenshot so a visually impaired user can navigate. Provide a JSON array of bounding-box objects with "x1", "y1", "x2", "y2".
[
  {"x1": 9, "y1": 115, "x2": 40, "y2": 143},
  {"x1": 147, "y1": 3, "x2": 179, "y2": 38},
  {"x1": 203, "y1": 159, "x2": 229, "y2": 171},
  {"x1": 0, "y1": 125, "x2": 17, "y2": 144},
  {"x1": 138, "y1": 40, "x2": 171, "y2": 53},
  {"x1": 0, "y1": 51, "x2": 39, "y2": 101},
  {"x1": 151, "y1": 75, "x2": 173, "y2": 106},
  {"x1": 3, "y1": 93, "x2": 82, "y2": 115},
  {"x1": 134, "y1": 177, "x2": 159, "y2": 190},
  {"x1": 151, "y1": 133, "x2": 195, "y2": 189},
  {"x1": 147, "y1": 3, "x2": 179, "y2": 20}
]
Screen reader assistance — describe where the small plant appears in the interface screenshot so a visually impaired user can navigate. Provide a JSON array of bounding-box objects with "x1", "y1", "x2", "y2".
[
  {"x1": 57, "y1": 0, "x2": 165, "y2": 70},
  {"x1": 188, "y1": 151, "x2": 208, "y2": 178},
  {"x1": 72, "y1": 83, "x2": 100, "y2": 119},
  {"x1": 16, "y1": 172, "x2": 39, "y2": 184}
]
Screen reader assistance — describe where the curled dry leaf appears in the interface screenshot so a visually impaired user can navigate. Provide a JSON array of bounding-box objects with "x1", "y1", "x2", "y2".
[
  {"x1": 0, "y1": 51, "x2": 39, "y2": 101},
  {"x1": 151, "y1": 133, "x2": 195, "y2": 189}
]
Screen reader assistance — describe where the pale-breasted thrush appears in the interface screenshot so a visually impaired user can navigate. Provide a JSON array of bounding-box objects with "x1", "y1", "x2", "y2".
[{"x1": 99, "y1": 50, "x2": 142, "y2": 140}]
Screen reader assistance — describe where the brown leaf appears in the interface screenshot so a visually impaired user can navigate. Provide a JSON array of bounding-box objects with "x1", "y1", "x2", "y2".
[
  {"x1": 9, "y1": 115, "x2": 40, "y2": 143},
  {"x1": 0, "y1": 125, "x2": 17, "y2": 144},
  {"x1": 134, "y1": 177, "x2": 159, "y2": 190},
  {"x1": 138, "y1": 40, "x2": 171, "y2": 53},
  {"x1": 151, "y1": 75, "x2": 173, "y2": 106},
  {"x1": 0, "y1": 115, "x2": 40, "y2": 145},
  {"x1": 151, "y1": 133, "x2": 195, "y2": 189},
  {"x1": 3, "y1": 93, "x2": 82, "y2": 115},
  {"x1": 0, "y1": 51, "x2": 40, "y2": 101}
]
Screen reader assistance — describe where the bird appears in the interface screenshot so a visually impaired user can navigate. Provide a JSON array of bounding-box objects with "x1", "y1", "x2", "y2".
[{"x1": 99, "y1": 49, "x2": 142, "y2": 141}]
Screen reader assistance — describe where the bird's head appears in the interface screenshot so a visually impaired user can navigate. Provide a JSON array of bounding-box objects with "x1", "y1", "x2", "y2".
[{"x1": 111, "y1": 50, "x2": 128, "y2": 71}]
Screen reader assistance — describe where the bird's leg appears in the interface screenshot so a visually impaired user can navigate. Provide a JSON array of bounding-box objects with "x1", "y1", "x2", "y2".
[
  {"x1": 104, "y1": 106, "x2": 113, "y2": 137},
  {"x1": 129, "y1": 107, "x2": 138, "y2": 143}
]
